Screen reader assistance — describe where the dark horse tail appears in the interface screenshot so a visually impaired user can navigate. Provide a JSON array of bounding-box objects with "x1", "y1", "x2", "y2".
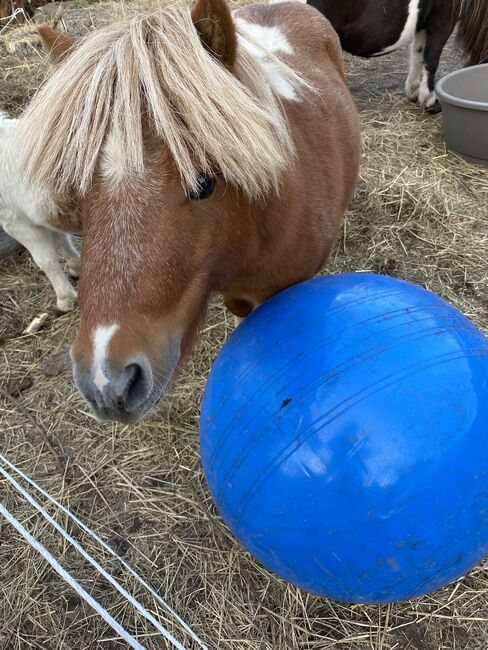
[{"x1": 457, "y1": 0, "x2": 488, "y2": 64}]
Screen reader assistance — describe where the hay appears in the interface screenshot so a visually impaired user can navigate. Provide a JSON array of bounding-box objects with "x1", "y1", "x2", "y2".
[
  {"x1": 1, "y1": 3, "x2": 488, "y2": 649},
  {"x1": 328, "y1": 101, "x2": 488, "y2": 331}
]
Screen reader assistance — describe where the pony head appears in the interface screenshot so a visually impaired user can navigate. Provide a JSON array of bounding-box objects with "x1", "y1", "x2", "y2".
[{"x1": 24, "y1": 0, "x2": 297, "y2": 422}]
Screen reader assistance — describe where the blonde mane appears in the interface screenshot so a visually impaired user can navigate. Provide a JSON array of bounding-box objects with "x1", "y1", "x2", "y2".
[{"x1": 19, "y1": 5, "x2": 301, "y2": 199}]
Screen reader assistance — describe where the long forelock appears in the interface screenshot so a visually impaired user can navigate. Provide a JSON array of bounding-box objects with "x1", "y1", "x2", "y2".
[{"x1": 18, "y1": 5, "x2": 302, "y2": 200}]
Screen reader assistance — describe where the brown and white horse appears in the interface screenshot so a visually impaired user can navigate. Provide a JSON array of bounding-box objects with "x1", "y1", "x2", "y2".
[
  {"x1": 306, "y1": 0, "x2": 488, "y2": 111},
  {"x1": 20, "y1": 0, "x2": 360, "y2": 423}
]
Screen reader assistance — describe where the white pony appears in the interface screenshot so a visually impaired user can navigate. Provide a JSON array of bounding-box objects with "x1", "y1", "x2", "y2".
[{"x1": 0, "y1": 112, "x2": 79, "y2": 311}]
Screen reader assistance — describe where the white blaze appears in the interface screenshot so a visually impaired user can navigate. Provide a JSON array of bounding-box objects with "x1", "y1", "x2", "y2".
[{"x1": 92, "y1": 324, "x2": 119, "y2": 391}]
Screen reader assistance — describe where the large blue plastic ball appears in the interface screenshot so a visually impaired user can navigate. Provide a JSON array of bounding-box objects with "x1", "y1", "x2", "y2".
[{"x1": 200, "y1": 274, "x2": 488, "y2": 603}]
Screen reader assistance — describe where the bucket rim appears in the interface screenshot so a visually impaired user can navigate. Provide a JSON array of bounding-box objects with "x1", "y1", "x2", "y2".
[{"x1": 436, "y1": 63, "x2": 488, "y2": 112}]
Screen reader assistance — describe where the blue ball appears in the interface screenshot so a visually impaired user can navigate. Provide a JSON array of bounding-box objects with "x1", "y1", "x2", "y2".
[{"x1": 200, "y1": 274, "x2": 488, "y2": 603}]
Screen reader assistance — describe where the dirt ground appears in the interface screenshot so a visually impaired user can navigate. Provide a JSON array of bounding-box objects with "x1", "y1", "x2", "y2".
[{"x1": 1, "y1": 2, "x2": 488, "y2": 649}]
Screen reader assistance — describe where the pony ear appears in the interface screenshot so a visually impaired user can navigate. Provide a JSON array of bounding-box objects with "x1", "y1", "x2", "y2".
[
  {"x1": 37, "y1": 25, "x2": 76, "y2": 63},
  {"x1": 191, "y1": 0, "x2": 237, "y2": 69}
]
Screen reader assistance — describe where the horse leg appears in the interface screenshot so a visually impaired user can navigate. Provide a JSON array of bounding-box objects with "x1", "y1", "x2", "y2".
[
  {"x1": 54, "y1": 232, "x2": 80, "y2": 278},
  {"x1": 418, "y1": 21, "x2": 453, "y2": 111},
  {"x1": 3, "y1": 215, "x2": 77, "y2": 312},
  {"x1": 405, "y1": 30, "x2": 427, "y2": 102}
]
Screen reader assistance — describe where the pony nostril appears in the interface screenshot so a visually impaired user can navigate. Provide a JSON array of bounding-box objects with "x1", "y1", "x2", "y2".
[
  {"x1": 119, "y1": 361, "x2": 152, "y2": 412},
  {"x1": 124, "y1": 363, "x2": 141, "y2": 393}
]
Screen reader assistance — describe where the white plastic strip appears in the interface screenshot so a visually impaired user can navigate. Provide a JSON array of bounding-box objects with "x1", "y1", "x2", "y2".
[
  {"x1": 0, "y1": 8, "x2": 26, "y2": 35},
  {"x1": 0, "y1": 453, "x2": 207, "y2": 650},
  {"x1": 0, "y1": 464, "x2": 187, "y2": 650},
  {"x1": 0, "y1": 502, "x2": 145, "y2": 650}
]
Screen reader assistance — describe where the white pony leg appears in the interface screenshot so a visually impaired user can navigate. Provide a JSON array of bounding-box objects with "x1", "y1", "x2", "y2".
[
  {"x1": 417, "y1": 68, "x2": 437, "y2": 108},
  {"x1": 3, "y1": 215, "x2": 77, "y2": 311},
  {"x1": 55, "y1": 233, "x2": 80, "y2": 278},
  {"x1": 405, "y1": 30, "x2": 427, "y2": 101}
]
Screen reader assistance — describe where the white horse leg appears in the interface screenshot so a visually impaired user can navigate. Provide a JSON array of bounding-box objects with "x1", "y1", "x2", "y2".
[
  {"x1": 3, "y1": 214, "x2": 77, "y2": 311},
  {"x1": 55, "y1": 233, "x2": 80, "y2": 278},
  {"x1": 405, "y1": 30, "x2": 427, "y2": 101},
  {"x1": 417, "y1": 68, "x2": 437, "y2": 109}
]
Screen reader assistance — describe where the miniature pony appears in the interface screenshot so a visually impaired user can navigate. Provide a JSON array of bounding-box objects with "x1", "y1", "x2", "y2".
[
  {"x1": 0, "y1": 112, "x2": 79, "y2": 311},
  {"x1": 19, "y1": 0, "x2": 360, "y2": 422}
]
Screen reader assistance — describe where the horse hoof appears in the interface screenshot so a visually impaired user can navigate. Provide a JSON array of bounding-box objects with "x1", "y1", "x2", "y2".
[
  {"x1": 56, "y1": 293, "x2": 78, "y2": 312},
  {"x1": 418, "y1": 88, "x2": 438, "y2": 113},
  {"x1": 426, "y1": 101, "x2": 442, "y2": 114},
  {"x1": 404, "y1": 84, "x2": 419, "y2": 102},
  {"x1": 67, "y1": 266, "x2": 80, "y2": 279}
]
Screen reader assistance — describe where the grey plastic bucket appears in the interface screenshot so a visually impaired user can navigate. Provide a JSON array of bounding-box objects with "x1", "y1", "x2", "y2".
[{"x1": 436, "y1": 64, "x2": 488, "y2": 166}]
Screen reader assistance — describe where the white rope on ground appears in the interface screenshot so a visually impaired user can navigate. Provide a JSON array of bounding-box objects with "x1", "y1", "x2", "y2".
[
  {"x1": 0, "y1": 502, "x2": 145, "y2": 650},
  {"x1": 0, "y1": 453, "x2": 207, "y2": 649},
  {"x1": 0, "y1": 463, "x2": 189, "y2": 650},
  {"x1": 0, "y1": 7, "x2": 26, "y2": 35}
]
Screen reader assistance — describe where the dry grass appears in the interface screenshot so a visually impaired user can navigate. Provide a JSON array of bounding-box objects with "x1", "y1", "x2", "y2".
[
  {"x1": 328, "y1": 99, "x2": 488, "y2": 331},
  {"x1": 1, "y1": 2, "x2": 488, "y2": 649}
]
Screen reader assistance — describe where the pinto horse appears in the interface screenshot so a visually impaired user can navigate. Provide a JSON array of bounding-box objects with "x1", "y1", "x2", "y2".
[
  {"x1": 19, "y1": 0, "x2": 360, "y2": 423},
  {"x1": 307, "y1": 0, "x2": 488, "y2": 110}
]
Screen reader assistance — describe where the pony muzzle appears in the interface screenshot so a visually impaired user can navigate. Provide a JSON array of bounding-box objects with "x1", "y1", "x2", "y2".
[{"x1": 72, "y1": 347, "x2": 180, "y2": 423}]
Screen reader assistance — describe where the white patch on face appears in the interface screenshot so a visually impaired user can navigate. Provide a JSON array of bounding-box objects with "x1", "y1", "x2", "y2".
[
  {"x1": 94, "y1": 367, "x2": 110, "y2": 391},
  {"x1": 92, "y1": 323, "x2": 119, "y2": 391},
  {"x1": 236, "y1": 19, "x2": 298, "y2": 101},
  {"x1": 375, "y1": 0, "x2": 420, "y2": 55}
]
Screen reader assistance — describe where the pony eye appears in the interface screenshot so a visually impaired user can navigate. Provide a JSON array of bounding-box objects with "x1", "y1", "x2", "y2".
[{"x1": 189, "y1": 175, "x2": 215, "y2": 200}]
